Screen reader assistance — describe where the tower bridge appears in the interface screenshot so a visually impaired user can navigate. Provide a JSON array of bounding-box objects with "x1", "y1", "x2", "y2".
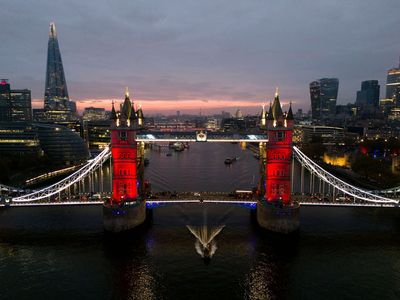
[{"x1": 3, "y1": 88, "x2": 400, "y2": 234}]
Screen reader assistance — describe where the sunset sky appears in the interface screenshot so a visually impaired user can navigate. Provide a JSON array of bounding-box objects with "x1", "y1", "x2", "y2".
[{"x1": 1, "y1": 0, "x2": 400, "y2": 115}]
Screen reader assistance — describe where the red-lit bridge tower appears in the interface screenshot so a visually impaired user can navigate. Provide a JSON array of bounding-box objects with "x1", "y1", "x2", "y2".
[
  {"x1": 257, "y1": 89, "x2": 300, "y2": 233},
  {"x1": 103, "y1": 88, "x2": 146, "y2": 232}
]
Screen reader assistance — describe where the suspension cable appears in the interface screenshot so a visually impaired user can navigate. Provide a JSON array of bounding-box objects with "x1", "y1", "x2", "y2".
[
  {"x1": 12, "y1": 147, "x2": 111, "y2": 202},
  {"x1": 293, "y1": 146, "x2": 398, "y2": 204}
]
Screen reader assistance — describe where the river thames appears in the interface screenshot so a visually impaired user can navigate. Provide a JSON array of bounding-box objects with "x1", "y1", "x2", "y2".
[{"x1": 0, "y1": 143, "x2": 400, "y2": 299}]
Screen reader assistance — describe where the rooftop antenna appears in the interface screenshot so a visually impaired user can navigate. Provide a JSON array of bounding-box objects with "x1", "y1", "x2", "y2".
[
  {"x1": 49, "y1": 22, "x2": 56, "y2": 37},
  {"x1": 125, "y1": 86, "x2": 129, "y2": 98},
  {"x1": 275, "y1": 87, "x2": 279, "y2": 98}
]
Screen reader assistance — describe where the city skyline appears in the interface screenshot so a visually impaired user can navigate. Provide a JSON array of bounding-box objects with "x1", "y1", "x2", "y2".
[
  {"x1": 2, "y1": 2, "x2": 400, "y2": 297},
  {"x1": 1, "y1": 1, "x2": 400, "y2": 114}
]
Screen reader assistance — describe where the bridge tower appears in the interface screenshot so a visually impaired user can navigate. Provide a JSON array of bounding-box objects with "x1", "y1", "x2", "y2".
[
  {"x1": 103, "y1": 88, "x2": 146, "y2": 233},
  {"x1": 257, "y1": 89, "x2": 300, "y2": 233}
]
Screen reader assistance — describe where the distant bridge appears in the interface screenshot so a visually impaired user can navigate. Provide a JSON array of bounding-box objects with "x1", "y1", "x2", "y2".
[{"x1": 0, "y1": 183, "x2": 23, "y2": 193}]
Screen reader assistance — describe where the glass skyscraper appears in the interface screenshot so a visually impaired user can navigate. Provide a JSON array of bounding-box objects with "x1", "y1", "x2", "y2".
[
  {"x1": 356, "y1": 80, "x2": 380, "y2": 112},
  {"x1": 0, "y1": 79, "x2": 11, "y2": 121},
  {"x1": 386, "y1": 58, "x2": 400, "y2": 106},
  {"x1": 0, "y1": 79, "x2": 32, "y2": 122},
  {"x1": 44, "y1": 22, "x2": 75, "y2": 121},
  {"x1": 309, "y1": 78, "x2": 339, "y2": 122}
]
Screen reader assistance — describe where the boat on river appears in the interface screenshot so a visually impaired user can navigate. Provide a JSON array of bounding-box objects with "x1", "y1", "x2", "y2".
[
  {"x1": 172, "y1": 142, "x2": 185, "y2": 152},
  {"x1": 224, "y1": 157, "x2": 239, "y2": 164}
]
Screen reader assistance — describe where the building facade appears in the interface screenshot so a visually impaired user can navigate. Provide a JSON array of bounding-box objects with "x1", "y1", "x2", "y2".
[
  {"x1": 0, "y1": 79, "x2": 32, "y2": 122},
  {"x1": 296, "y1": 125, "x2": 344, "y2": 145},
  {"x1": 356, "y1": 80, "x2": 380, "y2": 112},
  {"x1": 44, "y1": 23, "x2": 76, "y2": 121},
  {"x1": 0, "y1": 123, "x2": 41, "y2": 155},
  {"x1": 83, "y1": 107, "x2": 107, "y2": 121},
  {"x1": 0, "y1": 122, "x2": 88, "y2": 163},
  {"x1": 84, "y1": 120, "x2": 111, "y2": 153},
  {"x1": 386, "y1": 59, "x2": 400, "y2": 106},
  {"x1": 0, "y1": 79, "x2": 11, "y2": 121},
  {"x1": 310, "y1": 78, "x2": 339, "y2": 122}
]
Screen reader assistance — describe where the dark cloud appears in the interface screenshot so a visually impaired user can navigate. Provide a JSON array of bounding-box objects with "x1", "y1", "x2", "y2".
[{"x1": 0, "y1": 0, "x2": 399, "y2": 111}]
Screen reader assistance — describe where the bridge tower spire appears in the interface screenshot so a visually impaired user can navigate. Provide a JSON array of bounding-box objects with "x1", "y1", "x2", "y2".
[
  {"x1": 265, "y1": 89, "x2": 292, "y2": 204},
  {"x1": 103, "y1": 88, "x2": 146, "y2": 232},
  {"x1": 257, "y1": 89, "x2": 299, "y2": 233}
]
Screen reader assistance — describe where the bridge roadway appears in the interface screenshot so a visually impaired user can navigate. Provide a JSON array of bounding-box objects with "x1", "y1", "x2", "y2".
[{"x1": 1, "y1": 192, "x2": 399, "y2": 208}]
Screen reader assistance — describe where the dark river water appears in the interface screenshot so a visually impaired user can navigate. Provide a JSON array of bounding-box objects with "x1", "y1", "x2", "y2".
[{"x1": 1, "y1": 143, "x2": 400, "y2": 299}]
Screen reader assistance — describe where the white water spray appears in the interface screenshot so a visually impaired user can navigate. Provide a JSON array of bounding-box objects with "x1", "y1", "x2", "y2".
[{"x1": 186, "y1": 225, "x2": 225, "y2": 258}]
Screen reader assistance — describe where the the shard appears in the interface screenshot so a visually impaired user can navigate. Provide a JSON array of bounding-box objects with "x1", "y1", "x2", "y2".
[{"x1": 44, "y1": 22, "x2": 75, "y2": 120}]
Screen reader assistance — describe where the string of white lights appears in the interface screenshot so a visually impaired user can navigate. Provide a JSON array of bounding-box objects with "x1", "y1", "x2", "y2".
[
  {"x1": 293, "y1": 146, "x2": 398, "y2": 204},
  {"x1": 12, "y1": 147, "x2": 111, "y2": 202},
  {"x1": 10, "y1": 144, "x2": 399, "y2": 204}
]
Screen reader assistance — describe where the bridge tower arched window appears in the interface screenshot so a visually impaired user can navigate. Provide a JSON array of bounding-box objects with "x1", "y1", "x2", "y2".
[{"x1": 119, "y1": 131, "x2": 127, "y2": 141}]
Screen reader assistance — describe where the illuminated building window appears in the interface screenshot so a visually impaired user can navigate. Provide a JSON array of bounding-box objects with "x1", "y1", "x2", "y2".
[
  {"x1": 119, "y1": 131, "x2": 127, "y2": 141},
  {"x1": 279, "y1": 184, "x2": 286, "y2": 195},
  {"x1": 276, "y1": 131, "x2": 285, "y2": 141}
]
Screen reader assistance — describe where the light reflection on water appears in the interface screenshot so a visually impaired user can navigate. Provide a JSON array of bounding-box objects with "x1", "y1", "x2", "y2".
[{"x1": 1, "y1": 144, "x2": 400, "y2": 299}]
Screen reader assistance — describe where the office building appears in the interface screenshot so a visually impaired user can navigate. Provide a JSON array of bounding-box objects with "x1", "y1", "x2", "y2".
[
  {"x1": 356, "y1": 80, "x2": 380, "y2": 112},
  {"x1": 0, "y1": 79, "x2": 11, "y2": 121},
  {"x1": 0, "y1": 123, "x2": 40, "y2": 155},
  {"x1": 310, "y1": 78, "x2": 339, "y2": 122},
  {"x1": 32, "y1": 109, "x2": 46, "y2": 122},
  {"x1": 0, "y1": 79, "x2": 32, "y2": 122},
  {"x1": 84, "y1": 120, "x2": 111, "y2": 153},
  {"x1": 83, "y1": 107, "x2": 107, "y2": 121},
  {"x1": 296, "y1": 125, "x2": 344, "y2": 145},
  {"x1": 386, "y1": 58, "x2": 400, "y2": 106},
  {"x1": 44, "y1": 22, "x2": 76, "y2": 121},
  {"x1": 0, "y1": 122, "x2": 88, "y2": 163}
]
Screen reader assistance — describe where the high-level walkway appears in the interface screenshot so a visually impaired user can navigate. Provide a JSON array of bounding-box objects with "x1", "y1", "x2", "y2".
[{"x1": 137, "y1": 131, "x2": 268, "y2": 143}]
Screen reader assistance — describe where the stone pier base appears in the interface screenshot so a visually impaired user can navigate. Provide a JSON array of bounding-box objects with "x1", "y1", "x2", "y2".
[
  {"x1": 257, "y1": 200, "x2": 300, "y2": 234},
  {"x1": 103, "y1": 200, "x2": 146, "y2": 233}
]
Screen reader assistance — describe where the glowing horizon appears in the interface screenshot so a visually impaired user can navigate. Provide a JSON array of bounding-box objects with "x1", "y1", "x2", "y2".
[{"x1": 31, "y1": 98, "x2": 296, "y2": 115}]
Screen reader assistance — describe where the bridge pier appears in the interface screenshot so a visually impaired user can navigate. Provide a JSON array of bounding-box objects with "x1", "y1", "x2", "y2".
[
  {"x1": 103, "y1": 201, "x2": 146, "y2": 233},
  {"x1": 256, "y1": 200, "x2": 300, "y2": 234}
]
